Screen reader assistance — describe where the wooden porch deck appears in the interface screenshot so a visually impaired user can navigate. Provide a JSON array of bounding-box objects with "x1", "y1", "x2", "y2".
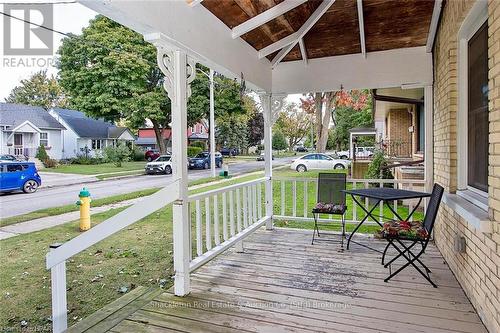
[{"x1": 68, "y1": 228, "x2": 487, "y2": 333}]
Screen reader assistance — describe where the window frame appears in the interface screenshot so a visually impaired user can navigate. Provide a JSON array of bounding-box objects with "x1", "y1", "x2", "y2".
[
  {"x1": 457, "y1": 0, "x2": 489, "y2": 210},
  {"x1": 39, "y1": 132, "x2": 49, "y2": 147}
]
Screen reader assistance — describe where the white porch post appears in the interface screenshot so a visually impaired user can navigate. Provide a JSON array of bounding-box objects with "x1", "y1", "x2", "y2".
[
  {"x1": 209, "y1": 69, "x2": 216, "y2": 178},
  {"x1": 424, "y1": 85, "x2": 434, "y2": 192},
  {"x1": 259, "y1": 93, "x2": 286, "y2": 230},
  {"x1": 155, "y1": 46, "x2": 196, "y2": 296}
]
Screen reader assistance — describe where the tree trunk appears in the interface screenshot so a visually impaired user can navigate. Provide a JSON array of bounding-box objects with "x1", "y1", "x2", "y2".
[
  {"x1": 151, "y1": 119, "x2": 167, "y2": 154},
  {"x1": 314, "y1": 93, "x2": 322, "y2": 150},
  {"x1": 316, "y1": 92, "x2": 335, "y2": 153}
]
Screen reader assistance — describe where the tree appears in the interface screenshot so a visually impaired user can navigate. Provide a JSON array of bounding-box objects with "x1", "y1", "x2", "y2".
[
  {"x1": 246, "y1": 97, "x2": 264, "y2": 147},
  {"x1": 272, "y1": 130, "x2": 287, "y2": 151},
  {"x1": 58, "y1": 15, "x2": 174, "y2": 153},
  {"x1": 331, "y1": 105, "x2": 373, "y2": 151},
  {"x1": 300, "y1": 89, "x2": 370, "y2": 153},
  {"x1": 275, "y1": 102, "x2": 313, "y2": 151},
  {"x1": 6, "y1": 70, "x2": 67, "y2": 109},
  {"x1": 216, "y1": 113, "x2": 249, "y2": 152}
]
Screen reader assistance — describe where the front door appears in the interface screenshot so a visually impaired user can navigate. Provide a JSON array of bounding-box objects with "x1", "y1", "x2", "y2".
[{"x1": 13, "y1": 133, "x2": 23, "y2": 155}]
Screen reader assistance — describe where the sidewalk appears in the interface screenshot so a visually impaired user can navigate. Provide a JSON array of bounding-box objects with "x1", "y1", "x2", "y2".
[{"x1": 0, "y1": 198, "x2": 140, "y2": 240}]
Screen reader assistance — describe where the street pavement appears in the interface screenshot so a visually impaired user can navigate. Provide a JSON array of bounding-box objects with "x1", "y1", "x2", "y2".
[{"x1": 0, "y1": 156, "x2": 295, "y2": 218}]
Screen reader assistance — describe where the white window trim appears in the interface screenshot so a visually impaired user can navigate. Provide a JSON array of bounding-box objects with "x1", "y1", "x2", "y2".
[
  {"x1": 40, "y1": 132, "x2": 49, "y2": 147},
  {"x1": 457, "y1": 0, "x2": 488, "y2": 209}
]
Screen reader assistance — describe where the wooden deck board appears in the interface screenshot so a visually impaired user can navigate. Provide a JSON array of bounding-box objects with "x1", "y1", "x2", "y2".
[{"x1": 69, "y1": 228, "x2": 487, "y2": 333}]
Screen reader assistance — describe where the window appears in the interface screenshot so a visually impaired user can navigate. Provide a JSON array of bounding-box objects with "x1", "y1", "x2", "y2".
[
  {"x1": 91, "y1": 139, "x2": 102, "y2": 150},
  {"x1": 40, "y1": 132, "x2": 48, "y2": 147},
  {"x1": 6, "y1": 164, "x2": 23, "y2": 172},
  {"x1": 467, "y1": 22, "x2": 488, "y2": 193},
  {"x1": 457, "y1": 0, "x2": 489, "y2": 210},
  {"x1": 302, "y1": 154, "x2": 316, "y2": 160}
]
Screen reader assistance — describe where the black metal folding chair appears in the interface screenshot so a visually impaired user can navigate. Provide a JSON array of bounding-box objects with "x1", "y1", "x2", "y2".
[
  {"x1": 379, "y1": 183, "x2": 444, "y2": 287},
  {"x1": 311, "y1": 173, "x2": 347, "y2": 248}
]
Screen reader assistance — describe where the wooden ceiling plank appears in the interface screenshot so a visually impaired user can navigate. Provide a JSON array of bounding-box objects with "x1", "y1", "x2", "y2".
[
  {"x1": 269, "y1": 0, "x2": 336, "y2": 66},
  {"x1": 258, "y1": 32, "x2": 298, "y2": 58},
  {"x1": 232, "y1": 0, "x2": 307, "y2": 39},
  {"x1": 426, "y1": 0, "x2": 443, "y2": 52},
  {"x1": 357, "y1": 0, "x2": 366, "y2": 57},
  {"x1": 299, "y1": 38, "x2": 307, "y2": 65}
]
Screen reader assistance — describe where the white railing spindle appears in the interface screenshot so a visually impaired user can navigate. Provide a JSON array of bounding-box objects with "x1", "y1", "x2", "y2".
[
  {"x1": 243, "y1": 186, "x2": 248, "y2": 228},
  {"x1": 222, "y1": 192, "x2": 228, "y2": 241},
  {"x1": 257, "y1": 183, "x2": 262, "y2": 219},
  {"x1": 292, "y1": 180, "x2": 297, "y2": 217},
  {"x1": 205, "y1": 197, "x2": 211, "y2": 250},
  {"x1": 236, "y1": 188, "x2": 241, "y2": 232},
  {"x1": 213, "y1": 195, "x2": 220, "y2": 246},
  {"x1": 281, "y1": 180, "x2": 285, "y2": 216},
  {"x1": 303, "y1": 180, "x2": 308, "y2": 217},
  {"x1": 229, "y1": 190, "x2": 235, "y2": 236},
  {"x1": 196, "y1": 200, "x2": 202, "y2": 256}
]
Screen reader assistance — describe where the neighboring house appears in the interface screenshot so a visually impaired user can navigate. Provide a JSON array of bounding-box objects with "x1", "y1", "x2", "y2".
[
  {"x1": 136, "y1": 122, "x2": 209, "y2": 150},
  {"x1": 49, "y1": 108, "x2": 135, "y2": 158},
  {"x1": 373, "y1": 87, "x2": 425, "y2": 159},
  {"x1": 0, "y1": 103, "x2": 65, "y2": 160}
]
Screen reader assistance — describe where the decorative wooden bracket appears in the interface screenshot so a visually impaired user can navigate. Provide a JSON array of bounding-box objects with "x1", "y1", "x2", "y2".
[
  {"x1": 156, "y1": 48, "x2": 197, "y2": 104},
  {"x1": 259, "y1": 93, "x2": 286, "y2": 126}
]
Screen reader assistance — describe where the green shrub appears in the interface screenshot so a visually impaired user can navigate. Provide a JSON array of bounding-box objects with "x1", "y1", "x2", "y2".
[
  {"x1": 130, "y1": 147, "x2": 145, "y2": 161},
  {"x1": 187, "y1": 146, "x2": 203, "y2": 157},
  {"x1": 103, "y1": 142, "x2": 131, "y2": 167},
  {"x1": 190, "y1": 141, "x2": 206, "y2": 150},
  {"x1": 35, "y1": 145, "x2": 49, "y2": 161},
  {"x1": 365, "y1": 150, "x2": 393, "y2": 181}
]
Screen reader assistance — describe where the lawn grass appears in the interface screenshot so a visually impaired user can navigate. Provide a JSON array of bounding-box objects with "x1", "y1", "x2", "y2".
[
  {"x1": 0, "y1": 170, "x2": 423, "y2": 331},
  {"x1": 0, "y1": 173, "x2": 265, "y2": 331},
  {"x1": 43, "y1": 161, "x2": 147, "y2": 175}
]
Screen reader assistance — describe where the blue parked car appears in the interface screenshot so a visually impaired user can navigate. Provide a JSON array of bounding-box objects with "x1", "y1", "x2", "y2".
[
  {"x1": 0, "y1": 162, "x2": 41, "y2": 193},
  {"x1": 188, "y1": 152, "x2": 223, "y2": 169}
]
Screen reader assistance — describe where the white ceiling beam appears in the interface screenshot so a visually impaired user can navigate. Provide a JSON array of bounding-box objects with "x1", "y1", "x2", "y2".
[
  {"x1": 270, "y1": 0, "x2": 335, "y2": 67},
  {"x1": 232, "y1": 0, "x2": 307, "y2": 39},
  {"x1": 258, "y1": 32, "x2": 298, "y2": 59},
  {"x1": 357, "y1": 0, "x2": 366, "y2": 57},
  {"x1": 425, "y1": 0, "x2": 443, "y2": 52},
  {"x1": 298, "y1": 38, "x2": 307, "y2": 65},
  {"x1": 272, "y1": 46, "x2": 432, "y2": 93}
]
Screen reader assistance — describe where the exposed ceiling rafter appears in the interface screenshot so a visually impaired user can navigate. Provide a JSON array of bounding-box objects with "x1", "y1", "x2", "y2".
[
  {"x1": 269, "y1": 0, "x2": 336, "y2": 67},
  {"x1": 425, "y1": 0, "x2": 443, "y2": 52},
  {"x1": 299, "y1": 38, "x2": 307, "y2": 65},
  {"x1": 232, "y1": 0, "x2": 307, "y2": 39},
  {"x1": 357, "y1": 0, "x2": 366, "y2": 57}
]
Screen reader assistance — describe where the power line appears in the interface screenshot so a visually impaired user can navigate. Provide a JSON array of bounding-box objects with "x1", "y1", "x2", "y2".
[
  {"x1": 0, "y1": 1, "x2": 76, "y2": 4},
  {"x1": 0, "y1": 10, "x2": 72, "y2": 37}
]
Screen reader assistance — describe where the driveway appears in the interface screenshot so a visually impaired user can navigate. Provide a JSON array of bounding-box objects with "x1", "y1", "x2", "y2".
[{"x1": 0, "y1": 156, "x2": 295, "y2": 218}]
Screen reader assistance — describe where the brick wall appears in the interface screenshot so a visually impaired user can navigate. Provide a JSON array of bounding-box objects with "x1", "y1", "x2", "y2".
[
  {"x1": 433, "y1": 1, "x2": 500, "y2": 332},
  {"x1": 387, "y1": 108, "x2": 412, "y2": 157}
]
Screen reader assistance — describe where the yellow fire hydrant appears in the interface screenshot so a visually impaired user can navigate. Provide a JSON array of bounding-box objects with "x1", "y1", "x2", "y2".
[{"x1": 76, "y1": 188, "x2": 91, "y2": 231}]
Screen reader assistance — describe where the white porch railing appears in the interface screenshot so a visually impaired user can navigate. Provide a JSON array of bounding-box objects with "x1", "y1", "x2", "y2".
[
  {"x1": 273, "y1": 177, "x2": 427, "y2": 225},
  {"x1": 188, "y1": 177, "x2": 269, "y2": 272},
  {"x1": 45, "y1": 185, "x2": 179, "y2": 333}
]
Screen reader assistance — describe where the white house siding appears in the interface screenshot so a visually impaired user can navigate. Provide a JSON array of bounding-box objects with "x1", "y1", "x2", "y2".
[{"x1": 45, "y1": 129, "x2": 63, "y2": 160}]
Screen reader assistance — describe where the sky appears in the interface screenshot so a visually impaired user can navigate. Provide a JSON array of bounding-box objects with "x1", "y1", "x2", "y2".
[{"x1": 0, "y1": 1, "x2": 303, "y2": 106}]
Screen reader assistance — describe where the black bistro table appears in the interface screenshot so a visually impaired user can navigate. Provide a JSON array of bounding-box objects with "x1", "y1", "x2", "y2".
[{"x1": 342, "y1": 187, "x2": 431, "y2": 252}]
